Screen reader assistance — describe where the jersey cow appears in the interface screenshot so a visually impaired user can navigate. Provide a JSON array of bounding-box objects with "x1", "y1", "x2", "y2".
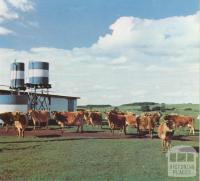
[
  {"x1": 0, "y1": 112, "x2": 14, "y2": 132},
  {"x1": 157, "y1": 121, "x2": 174, "y2": 151},
  {"x1": 164, "y1": 114, "x2": 195, "y2": 135},
  {"x1": 137, "y1": 112, "x2": 161, "y2": 138},
  {"x1": 124, "y1": 112, "x2": 138, "y2": 133},
  {"x1": 52, "y1": 111, "x2": 85, "y2": 133},
  {"x1": 106, "y1": 111, "x2": 126, "y2": 135},
  {"x1": 28, "y1": 110, "x2": 49, "y2": 130},
  {"x1": 84, "y1": 111, "x2": 103, "y2": 128},
  {"x1": 12, "y1": 112, "x2": 28, "y2": 137}
]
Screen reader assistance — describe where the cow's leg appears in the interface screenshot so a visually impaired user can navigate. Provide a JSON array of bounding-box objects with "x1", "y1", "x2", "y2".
[
  {"x1": 76, "y1": 125, "x2": 80, "y2": 133},
  {"x1": 119, "y1": 128, "x2": 122, "y2": 136},
  {"x1": 189, "y1": 127, "x2": 192, "y2": 135},
  {"x1": 126, "y1": 125, "x2": 128, "y2": 133},
  {"x1": 165, "y1": 140, "x2": 168, "y2": 151},
  {"x1": 137, "y1": 125, "x2": 140, "y2": 135},
  {"x1": 191, "y1": 127, "x2": 194, "y2": 135},
  {"x1": 61, "y1": 127, "x2": 64, "y2": 135},
  {"x1": 189, "y1": 125, "x2": 195, "y2": 135},
  {"x1": 5, "y1": 124, "x2": 9, "y2": 132},
  {"x1": 166, "y1": 139, "x2": 172, "y2": 151},
  {"x1": 46, "y1": 121, "x2": 49, "y2": 130},
  {"x1": 80, "y1": 125, "x2": 83, "y2": 133},
  {"x1": 17, "y1": 128, "x2": 21, "y2": 137},
  {"x1": 168, "y1": 140, "x2": 172, "y2": 150},
  {"x1": 22, "y1": 128, "x2": 25, "y2": 138},
  {"x1": 33, "y1": 121, "x2": 36, "y2": 130},
  {"x1": 124, "y1": 125, "x2": 127, "y2": 135},
  {"x1": 161, "y1": 139, "x2": 165, "y2": 151},
  {"x1": 162, "y1": 139, "x2": 167, "y2": 152},
  {"x1": 150, "y1": 129, "x2": 153, "y2": 139},
  {"x1": 163, "y1": 140, "x2": 167, "y2": 151},
  {"x1": 192, "y1": 126, "x2": 195, "y2": 135},
  {"x1": 60, "y1": 123, "x2": 64, "y2": 135}
]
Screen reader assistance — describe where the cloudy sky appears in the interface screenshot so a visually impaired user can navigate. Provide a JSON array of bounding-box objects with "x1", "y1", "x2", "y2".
[{"x1": 0, "y1": 0, "x2": 199, "y2": 105}]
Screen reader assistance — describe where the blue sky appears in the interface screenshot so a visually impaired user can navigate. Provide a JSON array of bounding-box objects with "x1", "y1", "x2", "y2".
[
  {"x1": 0, "y1": 0, "x2": 199, "y2": 50},
  {"x1": 0, "y1": 0, "x2": 199, "y2": 105}
]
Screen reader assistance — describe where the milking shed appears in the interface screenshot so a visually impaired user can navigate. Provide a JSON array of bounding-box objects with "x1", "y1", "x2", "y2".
[{"x1": 0, "y1": 89, "x2": 80, "y2": 112}]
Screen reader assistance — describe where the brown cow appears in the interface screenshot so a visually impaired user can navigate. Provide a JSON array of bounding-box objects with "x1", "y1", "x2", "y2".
[
  {"x1": 137, "y1": 112, "x2": 162, "y2": 138},
  {"x1": 12, "y1": 112, "x2": 28, "y2": 137},
  {"x1": 141, "y1": 112, "x2": 161, "y2": 126},
  {"x1": 164, "y1": 114, "x2": 195, "y2": 135},
  {"x1": 124, "y1": 112, "x2": 138, "y2": 133},
  {"x1": 107, "y1": 111, "x2": 126, "y2": 135},
  {"x1": 28, "y1": 110, "x2": 49, "y2": 130},
  {"x1": 84, "y1": 111, "x2": 103, "y2": 128},
  {"x1": 52, "y1": 111, "x2": 85, "y2": 133},
  {"x1": 137, "y1": 115, "x2": 153, "y2": 137},
  {"x1": 157, "y1": 121, "x2": 174, "y2": 151},
  {"x1": 0, "y1": 112, "x2": 14, "y2": 132}
]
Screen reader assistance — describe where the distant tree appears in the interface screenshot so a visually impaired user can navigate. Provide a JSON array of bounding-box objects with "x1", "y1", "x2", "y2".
[
  {"x1": 184, "y1": 108, "x2": 192, "y2": 111},
  {"x1": 151, "y1": 106, "x2": 161, "y2": 111},
  {"x1": 160, "y1": 103, "x2": 166, "y2": 112},
  {"x1": 113, "y1": 107, "x2": 119, "y2": 112},
  {"x1": 140, "y1": 105, "x2": 150, "y2": 112}
]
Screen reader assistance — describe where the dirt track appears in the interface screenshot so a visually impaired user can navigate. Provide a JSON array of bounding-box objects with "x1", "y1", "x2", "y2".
[{"x1": 0, "y1": 127, "x2": 199, "y2": 142}]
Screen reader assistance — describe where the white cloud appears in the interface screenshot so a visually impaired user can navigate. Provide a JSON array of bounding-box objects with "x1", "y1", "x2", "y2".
[
  {"x1": 0, "y1": 0, "x2": 34, "y2": 35},
  {"x1": 0, "y1": 12, "x2": 199, "y2": 105},
  {"x1": 0, "y1": 0, "x2": 18, "y2": 20},
  {"x1": 110, "y1": 56, "x2": 127, "y2": 65},
  {"x1": 7, "y1": 0, "x2": 34, "y2": 12},
  {"x1": 0, "y1": 26, "x2": 13, "y2": 35}
]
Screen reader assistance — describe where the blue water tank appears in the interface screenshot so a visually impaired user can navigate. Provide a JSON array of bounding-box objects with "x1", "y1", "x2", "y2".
[
  {"x1": 28, "y1": 61, "x2": 49, "y2": 85},
  {"x1": 10, "y1": 62, "x2": 25, "y2": 89}
]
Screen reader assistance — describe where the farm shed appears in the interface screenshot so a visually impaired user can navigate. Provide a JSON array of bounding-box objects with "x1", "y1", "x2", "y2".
[{"x1": 0, "y1": 89, "x2": 79, "y2": 112}]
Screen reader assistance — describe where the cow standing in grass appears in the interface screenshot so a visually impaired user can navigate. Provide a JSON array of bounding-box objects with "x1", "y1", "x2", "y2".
[
  {"x1": 28, "y1": 110, "x2": 49, "y2": 130},
  {"x1": 106, "y1": 111, "x2": 126, "y2": 135},
  {"x1": 137, "y1": 112, "x2": 162, "y2": 138},
  {"x1": 52, "y1": 111, "x2": 85, "y2": 133},
  {"x1": 124, "y1": 112, "x2": 138, "y2": 133},
  {"x1": 164, "y1": 114, "x2": 195, "y2": 135},
  {"x1": 157, "y1": 121, "x2": 174, "y2": 151},
  {"x1": 0, "y1": 112, "x2": 14, "y2": 132},
  {"x1": 12, "y1": 112, "x2": 28, "y2": 137},
  {"x1": 84, "y1": 111, "x2": 103, "y2": 128}
]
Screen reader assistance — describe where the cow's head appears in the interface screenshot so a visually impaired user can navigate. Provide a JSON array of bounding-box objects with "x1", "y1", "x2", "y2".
[{"x1": 12, "y1": 111, "x2": 21, "y2": 121}]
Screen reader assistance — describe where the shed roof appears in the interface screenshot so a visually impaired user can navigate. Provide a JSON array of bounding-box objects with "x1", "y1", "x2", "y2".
[{"x1": 0, "y1": 89, "x2": 80, "y2": 99}]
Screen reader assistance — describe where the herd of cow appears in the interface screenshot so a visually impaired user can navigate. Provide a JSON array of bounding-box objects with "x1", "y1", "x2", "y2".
[{"x1": 0, "y1": 109, "x2": 196, "y2": 151}]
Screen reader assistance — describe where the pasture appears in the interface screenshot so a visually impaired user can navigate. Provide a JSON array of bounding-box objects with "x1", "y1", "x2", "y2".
[{"x1": 0, "y1": 104, "x2": 199, "y2": 181}]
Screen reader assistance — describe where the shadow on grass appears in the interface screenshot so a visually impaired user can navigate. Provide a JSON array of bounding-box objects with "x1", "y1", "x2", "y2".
[
  {"x1": 0, "y1": 132, "x2": 198, "y2": 144},
  {"x1": 0, "y1": 133, "x2": 155, "y2": 144},
  {"x1": 36, "y1": 134, "x2": 61, "y2": 138},
  {"x1": 0, "y1": 144, "x2": 40, "y2": 152},
  {"x1": 80, "y1": 130, "x2": 104, "y2": 133}
]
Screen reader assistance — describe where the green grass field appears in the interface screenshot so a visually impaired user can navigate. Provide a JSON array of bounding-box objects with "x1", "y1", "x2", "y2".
[
  {"x1": 0, "y1": 135, "x2": 198, "y2": 181},
  {"x1": 0, "y1": 104, "x2": 199, "y2": 181}
]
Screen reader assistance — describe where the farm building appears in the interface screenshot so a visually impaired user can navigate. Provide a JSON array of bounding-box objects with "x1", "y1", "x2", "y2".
[{"x1": 0, "y1": 89, "x2": 79, "y2": 112}]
